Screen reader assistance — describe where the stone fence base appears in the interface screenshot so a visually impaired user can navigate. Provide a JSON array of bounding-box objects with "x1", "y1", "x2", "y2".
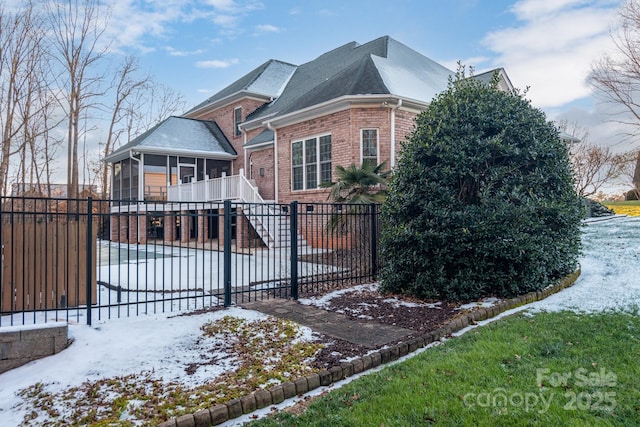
[{"x1": 0, "y1": 323, "x2": 69, "y2": 374}]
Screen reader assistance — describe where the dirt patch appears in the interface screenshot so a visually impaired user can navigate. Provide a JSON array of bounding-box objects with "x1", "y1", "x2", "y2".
[{"x1": 304, "y1": 285, "x2": 478, "y2": 369}]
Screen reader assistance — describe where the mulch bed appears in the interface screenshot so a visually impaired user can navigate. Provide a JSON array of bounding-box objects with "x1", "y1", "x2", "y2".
[{"x1": 305, "y1": 285, "x2": 472, "y2": 370}]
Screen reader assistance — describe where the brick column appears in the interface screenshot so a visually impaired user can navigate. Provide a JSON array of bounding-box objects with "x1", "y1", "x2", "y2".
[
  {"x1": 110, "y1": 215, "x2": 119, "y2": 242},
  {"x1": 180, "y1": 211, "x2": 189, "y2": 243},
  {"x1": 163, "y1": 211, "x2": 175, "y2": 243},
  {"x1": 138, "y1": 215, "x2": 147, "y2": 245},
  {"x1": 119, "y1": 215, "x2": 128, "y2": 243},
  {"x1": 235, "y1": 209, "x2": 252, "y2": 249},
  {"x1": 128, "y1": 214, "x2": 138, "y2": 244},
  {"x1": 197, "y1": 210, "x2": 209, "y2": 243}
]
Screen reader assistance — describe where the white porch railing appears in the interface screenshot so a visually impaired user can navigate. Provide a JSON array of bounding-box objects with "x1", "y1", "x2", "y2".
[
  {"x1": 166, "y1": 174, "x2": 242, "y2": 202},
  {"x1": 165, "y1": 170, "x2": 285, "y2": 248}
]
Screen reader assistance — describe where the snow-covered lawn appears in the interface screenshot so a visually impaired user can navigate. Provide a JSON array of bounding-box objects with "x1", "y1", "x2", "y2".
[{"x1": 0, "y1": 215, "x2": 638, "y2": 425}]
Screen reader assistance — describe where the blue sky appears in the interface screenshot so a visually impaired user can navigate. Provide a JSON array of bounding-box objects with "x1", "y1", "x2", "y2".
[
  {"x1": 4, "y1": 0, "x2": 631, "y2": 189},
  {"x1": 98, "y1": 0, "x2": 629, "y2": 149},
  {"x1": 103, "y1": 0, "x2": 610, "y2": 107}
]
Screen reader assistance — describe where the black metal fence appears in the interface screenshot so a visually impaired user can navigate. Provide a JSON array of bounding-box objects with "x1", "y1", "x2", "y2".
[{"x1": 0, "y1": 196, "x2": 381, "y2": 327}]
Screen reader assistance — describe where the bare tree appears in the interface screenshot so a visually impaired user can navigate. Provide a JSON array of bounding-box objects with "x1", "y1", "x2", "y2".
[
  {"x1": 590, "y1": 0, "x2": 640, "y2": 138},
  {"x1": 46, "y1": 0, "x2": 109, "y2": 199},
  {"x1": 620, "y1": 150, "x2": 640, "y2": 199},
  {"x1": 559, "y1": 120, "x2": 630, "y2": 197},
  {"x1": 98, "y1": 57, "x2": 150, "y2": 199},
  {"x1": 129, "y1": 83, "x2": 186, "y2": 138},
  {"x1": 0, "y1": 2, "x2": 42, "y2": 195}
]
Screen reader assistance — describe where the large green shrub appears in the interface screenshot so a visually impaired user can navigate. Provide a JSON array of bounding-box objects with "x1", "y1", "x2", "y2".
[{"x1": 379, "y1": 72, "x2": 582, "y2": 301}]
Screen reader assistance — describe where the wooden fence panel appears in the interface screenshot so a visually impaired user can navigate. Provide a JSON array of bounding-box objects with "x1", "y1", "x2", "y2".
[{"x1": 1, "y1": 220, "x2": 96, "y2": 312}]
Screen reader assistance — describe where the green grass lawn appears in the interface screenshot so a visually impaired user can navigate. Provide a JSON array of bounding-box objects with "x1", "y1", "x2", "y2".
[
  {"x1": 603, "y1": 200, "x2": 640, "y2": 206},
  {"x1": 603, "y1": 200, "x2": 640, "y2": 216},
  {"x1": 250, "y1": 311, "x2": 640, "y2": 426}
]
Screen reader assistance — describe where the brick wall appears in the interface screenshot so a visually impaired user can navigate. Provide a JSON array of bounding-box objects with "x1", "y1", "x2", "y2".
[
  {"x1": 247, "y1": 147, "x2": 276, "y2": 201},
  {"x1": 0, "y1": 323, "x2": 68, "y2": 374},
  {"x1": 275, "y1": 106, "x2": 403, "y2": 204},
  {"x1": 394, "y1": 108, "x2": 418, "y2": 159},
  {"x1": 197, "y1": 99, "x2": 267, "y2": 175}
]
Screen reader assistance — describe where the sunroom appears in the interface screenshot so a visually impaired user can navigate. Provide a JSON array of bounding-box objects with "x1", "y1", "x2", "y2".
[{"x1": 104, "y1": 116, "x2": 237, "y2": 207}]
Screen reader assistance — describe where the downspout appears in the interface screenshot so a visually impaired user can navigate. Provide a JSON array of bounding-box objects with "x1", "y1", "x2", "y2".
[
  {"x1": 390, "y1": 98, "x2": 402, "y2": 168},
  {"x1": 242, "y1": 126, "x2": 247, "y2": 177},
  {"x1": 129, "y1": 150, "x2": 142, "y2": 243},
  {"x1": 267, "y1": 121, "x2": 278, "y2": 203}
]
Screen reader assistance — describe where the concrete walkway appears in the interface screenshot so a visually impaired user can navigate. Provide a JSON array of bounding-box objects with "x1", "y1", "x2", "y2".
[{"x1": 240, "y1": 298, "x2": 413, "y2": 348}]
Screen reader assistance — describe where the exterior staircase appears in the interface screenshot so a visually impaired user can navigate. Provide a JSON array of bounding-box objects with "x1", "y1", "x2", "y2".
[
  {"x1": 237, "y1": 175, "x2": 309, "y2": 250},
  {"x1": 166, "y1": 169, "x2": 310, "y2": 250}
]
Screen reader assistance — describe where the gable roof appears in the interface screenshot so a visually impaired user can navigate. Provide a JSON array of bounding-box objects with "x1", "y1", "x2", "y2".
[
  {"x1": 242, "y1": 36, "x2": 454, "y2": 126},
  {"x1": 104, "y1": 116, "x2": 236, "y2": 163},
  {"x1": 186, "y1": 59, "x2": 297, "y2": 115},
  {"x1": 472, "y1": 68, "x2": 514, "y2": 92}
]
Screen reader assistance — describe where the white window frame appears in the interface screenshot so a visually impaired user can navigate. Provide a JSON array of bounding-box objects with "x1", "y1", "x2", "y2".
[
  {"x1": 361, "y1": 128, "x2": 379, "y2": 167},
  {"x1": 291, "y1": 133, "x2": 332, "y2": 191},
  {"x1": 234, "y1": 106, "x2": 242, "y2": 137}
]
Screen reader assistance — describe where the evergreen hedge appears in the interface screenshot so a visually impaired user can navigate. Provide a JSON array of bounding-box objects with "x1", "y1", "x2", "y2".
[{"x1": 379, "y1": 73, "x2": 582, "y2": 301}]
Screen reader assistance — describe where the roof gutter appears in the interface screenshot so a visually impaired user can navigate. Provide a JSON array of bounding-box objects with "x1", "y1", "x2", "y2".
[
  {"x1": 129, "y1": 151, "x2": 143, "y2": 243},
  {"x1": 266, "y1": 121, "x2": 278, "y2": 203},
  {"x1": 390, "y1": 98, "x2": 402, "y2": 168},
  {"x1": 186, "y1": 91, "x2": 273, "y2": 118},
  {"x1": 106, "y1": 147, "x2": 237, "y2": 164},
  {"x1": 243, "y1": 94, "x2": 427, "y2": 131}
]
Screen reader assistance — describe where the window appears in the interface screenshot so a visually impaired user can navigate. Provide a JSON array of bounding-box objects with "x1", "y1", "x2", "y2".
[
  {"x1": 234, "y1": 107, "x2": 242, "y2": 137},
  {"x1": 291, "y1": 134, "x2": 332, "y2": 191},
  {"x1": 361, "y1": 129, "x2": 378, "y2": 167}
]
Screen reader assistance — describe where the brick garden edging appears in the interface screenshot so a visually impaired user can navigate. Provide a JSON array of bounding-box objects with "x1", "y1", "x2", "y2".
[{"x1": 158, "y1": 269, "x2": 581, "y2": 427}]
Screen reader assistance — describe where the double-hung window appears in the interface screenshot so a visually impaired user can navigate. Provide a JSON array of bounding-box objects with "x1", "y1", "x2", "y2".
[
  {"x1": 234, "y1": 107, "x2": 242, "y2": 137},
  {"x1": 361, "y1": 129, "x2": 378, "y2": 167},
  {"x1": 292, "y1": 134, "x2": 332, "y2": 190}
]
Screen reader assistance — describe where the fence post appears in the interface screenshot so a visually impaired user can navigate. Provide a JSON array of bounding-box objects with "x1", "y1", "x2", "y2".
[
  {"x1": 370, "y1": 203, "x2": 378, "y2": 280},
  {"x1": 290, "y1": 201, "x2": 298, "y2": 300},
  {"x1": 223, "y1": 199, "x2": 232, "y2": 307},
  {"x1": 86, "y1": 197, "x2": 93, "y2": 326}
]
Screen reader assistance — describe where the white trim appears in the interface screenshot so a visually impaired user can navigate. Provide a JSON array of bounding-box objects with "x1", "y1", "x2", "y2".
[
  {"x1": 390, "y1": 98, "x2": 402, "y2": 168},
  {"x1": 186, "y1": 91, "x2": 271, "y2": 119},
  {"x1": 291, "y1": 132, "x2": 332, "y2": 192},
  {"x1": 234, "y1": 106, "x2": 243, "y2": 137},
  {"x1": 266, "y1": 122, "x2": 278, "y2": 203},
  {"x1": 360, "y1": 128, "x2": 379, "y2": 166},
  {"x1": 242, "y1": 94, "x2": 429, "y2": 131}
]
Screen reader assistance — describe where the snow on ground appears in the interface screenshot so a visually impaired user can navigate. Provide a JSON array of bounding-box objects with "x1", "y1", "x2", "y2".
[
  {"x1": 297, "y1": 283, "x2": 379, "y2": 309},
  {"x1": 0, "y1": 215, "x2": 638, "y2": 426},
  {"x1": 97, "y1": 240, "x2": 341, "y2": 292},
  {"x1": 528, "y1": 215, "x2": 640, "y2": 313},
  {"x1": 0, "y1": 307, "x2": 287, "y2": 426}
]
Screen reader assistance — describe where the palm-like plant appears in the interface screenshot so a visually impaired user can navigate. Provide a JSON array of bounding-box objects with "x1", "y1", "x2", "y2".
[{"x1": 321, "y1": 161, "x2": 390, "y2": 203}]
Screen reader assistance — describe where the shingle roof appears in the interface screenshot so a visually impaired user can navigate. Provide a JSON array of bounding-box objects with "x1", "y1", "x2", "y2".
[
  {"x1": 244, "y1": 36, "x2": 454, "y2": 123},
  {"x1": 186, "y1": 59, "x2": 296, "y2": 115},
  {"x1": 104, "y1": 116, "x2": 236, "y2": 163},
  {"x1": 244, "y1": 129, "x2": 274, "y2": 148}
]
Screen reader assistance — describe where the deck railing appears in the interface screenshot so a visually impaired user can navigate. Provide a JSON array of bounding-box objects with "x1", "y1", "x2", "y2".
[{"x1": 166, "y1": 173, "x2": 256, "y2": 203}]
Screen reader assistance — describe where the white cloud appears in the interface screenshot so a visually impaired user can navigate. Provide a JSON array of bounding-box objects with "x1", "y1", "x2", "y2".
[
  {"x1": 165, "y1": 47, "x2": 205, "y2": 57},
  {"x1": 205, "y1": 0, "x2": 264, "y2": 15},
  {"x1": 195, "y1": 58, "x2": 239, "y2": 68},
  {"x1": 213, "y1": 14, "x2": 238, "y2": 27},
  {"x1": 256, "y1": 24, "x2": 280, "y2": 33},
  {"x1": 483, "y1": 0, "x2": 622, "y2": 108},
  {"x1": 206, "y1": 0, "x2": 239, "y2": 12}
]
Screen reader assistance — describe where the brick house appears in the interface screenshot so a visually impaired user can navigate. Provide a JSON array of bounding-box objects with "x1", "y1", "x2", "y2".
[{"x1": 105, "y1": 35, "x2": 513, "y2": 246}]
